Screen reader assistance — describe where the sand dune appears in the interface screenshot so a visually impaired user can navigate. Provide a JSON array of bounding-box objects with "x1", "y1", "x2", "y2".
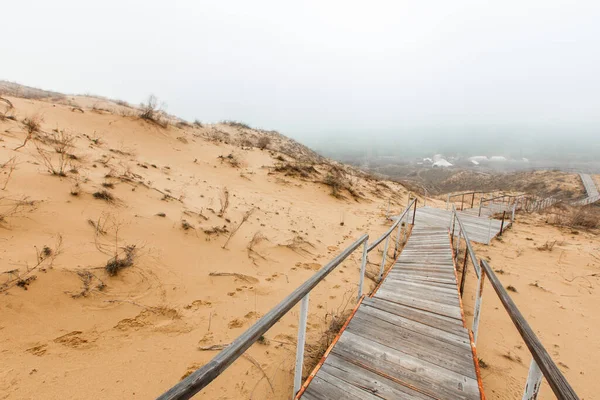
[{"x1": 0, "y1": 94, "x2": 415, "y2": 399}]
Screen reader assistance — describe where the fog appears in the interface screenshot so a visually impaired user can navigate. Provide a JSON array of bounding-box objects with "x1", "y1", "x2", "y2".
[{"x1": 2, "y1": 0, "x2": 600, "y2": 160}]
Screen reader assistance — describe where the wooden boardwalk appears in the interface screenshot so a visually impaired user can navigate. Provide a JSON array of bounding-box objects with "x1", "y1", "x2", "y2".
[
  {"x1": 298, "y1": 226, "x2": 482, "y2": 400},
  {"x1": 580, "y1": 173, "x2": 599, "y2": 198},
  {"x1": 406, "y1": 206, "x2": 508, "y2": 244}
]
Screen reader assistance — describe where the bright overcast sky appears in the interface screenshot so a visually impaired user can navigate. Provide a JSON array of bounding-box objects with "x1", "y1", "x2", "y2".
[{"x1": 3, "y1": 0, "x2": 600, "y2": 144}]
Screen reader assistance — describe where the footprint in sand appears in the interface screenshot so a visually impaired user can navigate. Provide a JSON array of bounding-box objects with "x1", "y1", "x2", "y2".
[
  {"x1": 53, "y1": 331, "x2": 95, "y2": 348},
  {"x1": 228, "y1": 318, "x2": 244, "y2": 329},
  {"x1": 26, "y1": 344, "x2": 48, "y2": 356},
  {"x1": 184, "y1": 300, "x2": 212, "y2": 310}
]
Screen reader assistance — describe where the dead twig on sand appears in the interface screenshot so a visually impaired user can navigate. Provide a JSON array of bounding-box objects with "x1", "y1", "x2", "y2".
[
  {"x1": 1, "y1": 157, "x2": 17, "y2": 190},
  {"x1": 222, "y1": 208, "x2": 255, "y2": 249},
  {"x1": 208, "y1": 272, "x2": 259, "y2": 284}
]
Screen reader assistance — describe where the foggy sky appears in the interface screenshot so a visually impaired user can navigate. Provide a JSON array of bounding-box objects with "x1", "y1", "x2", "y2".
[{"x1": 3, "y1": 1, "x2": 600, "y2": 154}]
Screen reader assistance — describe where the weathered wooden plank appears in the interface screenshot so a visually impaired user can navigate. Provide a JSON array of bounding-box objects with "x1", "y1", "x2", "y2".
[
  {"x1": 348, "y1": 312, "x2": 477, "y2": 378},
  {"x1": 362, "y1": 297, "x2": 468, "y2": 337},
  {"x1": 303, "y1": 372, "x2": 381, "y2": 400},
  {"x1": 333, "y1": 331, "x2": 481, "y2": 400},
  {"x1": 353, "y1": 307, "x2": 471, "y2": 351},
  {"x1": 321, "y1": 354, "x2": 435, "y2": 400},
  {"x1": 379, "y1": 280, "x2": 459, "y2": 305},
  {"x1": 376, "y1": 287, "x2": 463, "y2": 320}
]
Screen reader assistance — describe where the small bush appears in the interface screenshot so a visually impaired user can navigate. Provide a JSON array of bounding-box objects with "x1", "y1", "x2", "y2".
[
  {"x1": 193, "y1": 120, "x2": 203, "y2": 128},
  {"x1": 506, "y1": 285, "x2": 518, "y2": 293},
  {"x1": 105, "y1": 245, "x2": 136, "y2": 276},
  {"x1": 257, "y1": 136, "x2": 271, "y2": 150},
  {"x1": 222, "y1": 120, "x2": 251, "y2": 129},
  {"x1": 139, "y1": 95, "x2": 168, "y2": 128},
  {"x1": 93, "y1": 190, "x2": 114, "y2": 202},
  {"x1": 23, "y1": 114, "x2": 43, "y2": 134}
]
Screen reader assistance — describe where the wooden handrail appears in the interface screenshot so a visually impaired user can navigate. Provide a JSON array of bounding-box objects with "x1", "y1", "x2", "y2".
[
  {"x1": 157, "y1": 233, "x2": 369, "y2": 400},
  {"x1": 367, "y1": 198, "x2": 416, "y2": 252},
  {"x1": 479, "y1": 260, "x2": 579, "y2": 400},
  {"x1": 451, "y1": 205, "x2": 480, "y2": 278}
]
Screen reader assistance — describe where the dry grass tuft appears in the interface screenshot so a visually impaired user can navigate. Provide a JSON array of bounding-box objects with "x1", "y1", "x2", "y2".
[
  {"x1": 105, "y1": 245, "x2": 136, "y2": 276},
  {"x1": 139, "y1": 95, "x2": 168, "y2": 128},
  {"x1": 93, "y1": 190, "x2": 115, "y2": 202}
]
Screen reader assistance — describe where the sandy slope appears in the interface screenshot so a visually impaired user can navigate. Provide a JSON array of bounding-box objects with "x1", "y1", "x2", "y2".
[
  {"x1": 461, "y1": 212, "x2": 599, "y2": 399},
  {"x1": 0, "y1": 96, "x2": 415, "y2": 399}
]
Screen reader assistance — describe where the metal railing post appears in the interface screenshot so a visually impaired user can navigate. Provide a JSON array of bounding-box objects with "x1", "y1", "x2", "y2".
[
  {"x1": 478, "y1": 198, "x2": 483, "y2": 217},
  {"x1": 471, "y1": 192, "x2": 475, "y2": 208},
  {"x1": 472, "y1": 271, "x2": 485, "y2": 343},
  {"x1": 522, "y1": 358, "x2": 543, "y2": 400},
  {"x1": 446, "y1": 193, "x2": 450, "y2": 210},
  {"x1": 403, "y1": 214, "x2": 408, "y2": 243},
  {"x1": 499, "y1": 211, "x2": 506, "y2": 235},
  {"x1": 379, "y1": 235, "x2": 390, "y2": 280},
  {"x1": 394, "y1": 220, "x2": 402, "y2": 258},
  {"x1": 461, "y1": 194, "x2": 465, "y2": 211},
  {"x1": 412, "y1": 199, "x2": 417, "y2": 225},
  {"x1": 357, "y1": 239, "x2": 368, "y2": 301},
  {"x1": 459, "y1": 247, "x2": 468, "y2": 295},
  {"x1": 455, "y1": 226, "x2": 461, "y2": 255},
  {"x1": 293, "y1": 294, "x2": 310, "y2": 396},
  {"x1": 487, "y1": 218, "x2": 492, "y2": 244}
]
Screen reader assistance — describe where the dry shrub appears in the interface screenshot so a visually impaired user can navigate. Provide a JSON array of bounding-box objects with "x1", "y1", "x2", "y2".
[
  {"x1": 93, "y1": 190, "x2": 115, "y2": 202},
  {"x1": 543, "y1": 204, "x2": 600, "y2": 230},
  {"x1": 323, "y1": 167, "x2": 361, "y2": 200},
  {"x1": 0, "y1": 97, "x2": 15, "y2": 121},
  {"x1": 273, "y1": 162, "x2": 319, "y2": 178},
  {"x1": 105, "y1": 245, "x2": 136, "y2": 276},
  {"x1": 23, "y1": 114, "x2": 43, "y2": 134},
  {"x1": 257, "y1": 136, "x2": 271, "y2": 150},
  {"x1": 218, "y1": 153, "x2": 241, "y2": 168},
  {"x1": 34, "y1": 130, "x2": 75, "y2": 177},
  {"x1": 139, "y1": 95, "x2": 168, "y2": 128},
  {"x1": 222, "y1": 120, "x2": 251, "y2": 129},
  {"x1": 218, "y1": 187, "x2": 230, "y2": 217}
]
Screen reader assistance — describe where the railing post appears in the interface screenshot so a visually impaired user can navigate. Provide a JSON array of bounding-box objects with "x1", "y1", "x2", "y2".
[
  {"x1": 379, "y1": 235, "x2": 390, "y2": 280},
  {"x1": 478, "y1": 198, "x2": 483, "y2": 217},
  {"x1": 446, "y1": 193, "x2": 450, "y2": 210},
  {"x1": 293, "y1": 294, "x2": 310, "y2": 396},
  {"x1": 522, "y1": 358, "x2": 543, "y2": 400},
  {"x1": 471, "y1": 192, "x2": 475, "y2": 208},
  {"x1": 394, "y1": 220, "x2": 402, "y2": 258},
  {"x1": 455, "y1": 226, "x2": 461, "y2": 255},
  {"x1": 472, "y1": 271, "x2": 485, "y2": 343},
  {"x1": 403, "y1": 214, "x2": 408, "y2": 243},
  {"x1": 459, "y1": 247, "x2": 469, "y2": 295},
  {"x1": 412, "y1": 199, "x2": 417, "y2": 225},
  {"x1": 451, "y1": 212, "x2": 456, "y2": 243},
  {"x1": 487, "y1": 218, "x2": 492, "y2": 244},
  {"x1": 461, "y1": 193, "x2": 465, "y2": 211},
  {"x1": 499, "y1": 211, "x2": 506, "y2": 235},
  {"x1": 357, "y1": 239, "x2": 368, "y2": 302}
]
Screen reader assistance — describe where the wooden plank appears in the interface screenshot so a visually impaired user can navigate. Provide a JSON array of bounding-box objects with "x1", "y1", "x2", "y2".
[
  {"x1": 333, "y1": 331, "x2": 481, "y2": 400},
  {"x1": 362, "y1": 297, "x2": 468, "y2": 337},
  {"x1": 321, "y1": 354, "x2": 435, "y2": 400},
  {"x1": 379, "y1": 280, "x2": 459, "y2": 305},
  {"x1": 355, "y1": 306, "x2": 471, "y2": 350},
  {"x1": 303, "y1": 372, "x2": 381, "y2": 400},
  {"x1": 376, "y1": 287, "x2": 463, "y2": 320},
  {"x1": 348, "y1": 312, "x2": 477, "y2": 377}
]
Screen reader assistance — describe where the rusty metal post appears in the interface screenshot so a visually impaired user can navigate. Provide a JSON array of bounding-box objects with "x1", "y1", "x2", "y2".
[
  {"x1": 412, "y1": 199, "x2": 417, "y2": 225},
  {"x1": 499, "y1": 211, "x2": 506, "y2": 235},
  {"x1": 522, "y1": 358, "x2": 543, "y2": 400}
]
